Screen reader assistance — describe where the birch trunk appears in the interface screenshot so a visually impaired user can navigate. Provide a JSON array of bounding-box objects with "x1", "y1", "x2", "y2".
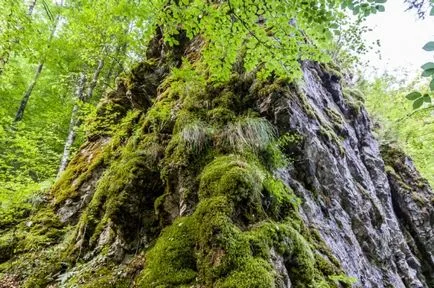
[
  {"x1": 57, "y1": 58, "x2": 105, "y2": 176},
  {"x1": 57, "y1": 74, "x2": 86, "y2": 177},
  {"x1": 86, "y1": 58, "x2": 105, "y2": 100}
]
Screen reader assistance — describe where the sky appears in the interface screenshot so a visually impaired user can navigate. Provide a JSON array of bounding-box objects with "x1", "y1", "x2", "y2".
[{"x1": 362, "y1": 1, "x2": 434, "y2": 80}]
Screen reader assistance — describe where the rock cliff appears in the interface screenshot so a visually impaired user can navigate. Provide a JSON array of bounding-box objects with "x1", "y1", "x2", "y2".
[{"x1": 0, "y1": 37, "x2": 432, "y2": 288}]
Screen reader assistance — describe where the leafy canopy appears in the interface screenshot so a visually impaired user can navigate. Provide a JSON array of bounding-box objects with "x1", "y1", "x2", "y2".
[{"x1": 146, "y1": 0, "x2": 386, "y2": 81}]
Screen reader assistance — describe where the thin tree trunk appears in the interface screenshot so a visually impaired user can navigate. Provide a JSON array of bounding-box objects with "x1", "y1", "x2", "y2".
[
  {"x1": 14, "y1": 9, "x2": 61, "y2": 122},
  {"x1": 86, "y1": 57, "x2": 104, "y2": 100},
  {"x1": 57, "y1": 57, "x2": 105, "y2": 176},
  {"x1": 57, "y1": 73, "x2": 86, "y2": 177},
  {"x1": 14, "y1": 62, "x2": 44, "y2": 122},
  {"x1": 102, "y1": 43, "x2": 128, "y2": 91}
]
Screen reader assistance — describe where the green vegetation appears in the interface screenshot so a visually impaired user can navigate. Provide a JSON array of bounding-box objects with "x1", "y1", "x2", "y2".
[
  {"x1": 361, "y1": 75, "x2": 434, "y2": 185},
  {"x1": 1, "y1": 0, "x2": 433, "y2": 287},
  {"x1": 404, "y1": 0, "x2": 434, "y2": 110}
]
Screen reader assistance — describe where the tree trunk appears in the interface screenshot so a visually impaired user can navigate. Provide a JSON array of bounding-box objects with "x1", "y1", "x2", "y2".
[
  {"x1": 57, "y1": 73, "x2": 86, "y2": 177},
  {"x1": 13, "y1": 1, "x2": 62, "y2": 122},
  {"x1": 13, "y1": 63, "x2": 44, "y2": 122},
  {"x1": 57, "y1": 57, "x2": 105, "y2": 176},
  {"x1": 86, "y1": 58, "x2": 104, "y2": 100}
]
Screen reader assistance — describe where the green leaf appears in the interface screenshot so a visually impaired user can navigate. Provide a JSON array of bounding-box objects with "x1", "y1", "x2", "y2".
[
  {"x1": 413, "y1": 98, "x2": 424, "y2": 109},
  {"x1": 406, "y1": 91, "x2": 422, "y2": 100},
  {"x1": 422, "y1": 62, "x2": 434, "y2": 70},
  {"x1": 430, "y1": 7, "x2": 434, "y2": 16},
  {"x1": 375, "y1": 5, "x2": 385, "y2": 12},
  {"x1": 430, "y1": 79, "x2": 434, "y2": 91},
  {"x1": 423, "y1": 42, "x2": 434, "y2": 51},
  {"x1": 422, "y1": 68, "x2": 434, "y2": 77},
  {"x1": 422, "y1": 94, "x2": 432, "y2": 103}
]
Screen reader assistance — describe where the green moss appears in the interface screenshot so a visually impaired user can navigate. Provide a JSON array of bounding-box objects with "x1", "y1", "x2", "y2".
[
  {"x1": 134, "y1": 69, "x2": 352, "y2": 284},
  {"x1": 277, "y1": 132, "x2": 304, "y2": 154},
  {"x1": 297, "y1": 91, "x2": 317, "y2": 119},
  {"x1": 67, "y1": 266, "x2": 121, "y2": 288},
  {"x1": 343, "y1": 88, "x2": 364, "y2": 103},
  {"x1": 0, "y1": 203, "x2": 31, "y2": 230},
  {"x1": 0, "y1": 242, "x2": 68, "y2": 288},
  {"x1": 3, "y1": 60, "x2": 358, "y2": 288},
  {"x1": 0, "y1": 233, "x2": 15, "y2": 263},
  {"x1": 137, "y1": 217, "x2": 197, "y2": 287},
  {"x1": 318, "y1": 127, "x2": 345, "y2": 156},
  {"x1": 16, "y1": 208, "x2": 64, "y2": 252},
  {"x1": 321, "y1": 63, "x2": 344, "y2": 81},
  {"x1": 262, "y1": 176, "x2": 299, "y2": 219},
  {"x1": 54, "y1": 110, "x2": 144, "y2": 206},
  {"x1": 76, "y1": 135, "x2": 161, "y2": 249},
  {"x1": 143, "y1": 98, "x2": 175, "y2": 133},
  {"x1": 53, "y1": 140, "x2": 105, "y2": 205},
  {"x1": 207, "y1": 107, "x2": 237, "y2": 124},
  {"x1": 382, "y1": 144, "x2": 432, "y2": 207},
  {"x1": 0, "y1": 204, "x2": 69, "y2": 286},
  {"x1": 139, "y1": 148, "x2": 348, "y2": 287},
  {"x1": 328, "y1": 274, "x2": 357, "y2": 286},
  {"x1": 215, "y1": 258, "x2": 274, "y2": 288},
  {"x1": 55, "y1": 114, "x2": 166, "y2": 259},
  {"x1": 324, "y1": 107, "x2": 344, "y2": 126},
  {"x1": 198, "y1": 156, "x2": 265, "y2": 220},
  {"x1": 0, "y1": 208, "x2": 65, "y2": 265},
  {"x1": 194, "y1": 197, "x2": 247, "y2": 284},
  {"x1": 342, "y1": 88, "x2": 363, "y2": 116}
]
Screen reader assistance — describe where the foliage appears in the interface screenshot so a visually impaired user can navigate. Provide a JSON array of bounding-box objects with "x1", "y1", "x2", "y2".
[
  {"x1": 149, "y1": 0, "x2": 386, "y2": 81},
  {"x1": 405, "y1": 0, "x2": 434, "y2": 110},
  {"x1": 0, "y1": 0, "x2": 156, "y2": 212},
  {"x1": 361, "y1": 74, "x2": 434, "y2": 186}
]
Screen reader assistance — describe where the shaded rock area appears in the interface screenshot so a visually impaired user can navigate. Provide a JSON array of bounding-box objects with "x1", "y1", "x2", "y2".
[{"x1": 0, "y1": 38, "x2": 432, "y2": 288}]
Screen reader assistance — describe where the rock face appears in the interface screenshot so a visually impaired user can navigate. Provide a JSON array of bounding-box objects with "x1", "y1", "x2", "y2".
[
  {"x1": 0, "y1": 40, "x2": 433, "y2": 288},
  {"x1": 262, "y1": 61, "x2": 434, "y2": 287}
]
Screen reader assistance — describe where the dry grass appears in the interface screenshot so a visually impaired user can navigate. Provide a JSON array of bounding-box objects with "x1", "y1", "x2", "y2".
[{"x1": 221, "y1": 118, "x2": 276, "y2": 152}]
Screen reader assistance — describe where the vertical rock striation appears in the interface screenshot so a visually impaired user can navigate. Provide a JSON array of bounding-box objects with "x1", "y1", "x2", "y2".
[{"x1": 258, "y1": 61, "x2": 433, "y2": 287}]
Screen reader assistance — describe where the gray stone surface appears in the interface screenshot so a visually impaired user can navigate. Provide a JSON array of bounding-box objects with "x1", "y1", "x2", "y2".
[{"x1": 258, "y1": 61, "x2": 433, "y2": 287}]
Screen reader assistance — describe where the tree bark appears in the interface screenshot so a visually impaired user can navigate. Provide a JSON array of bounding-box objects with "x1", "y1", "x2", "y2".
[
  {"x1": 57, "y1": 73, "x2": 86, "y2": 177},
  {"x1": 86, "y1": 58, "x2": 104, "y2": 100},
  {"x1": 57, "y1": 57, "x2": 105, "y2": 176},
  {"x1": 13, "y1": 62, "x2": 44, "y2": 122}
]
